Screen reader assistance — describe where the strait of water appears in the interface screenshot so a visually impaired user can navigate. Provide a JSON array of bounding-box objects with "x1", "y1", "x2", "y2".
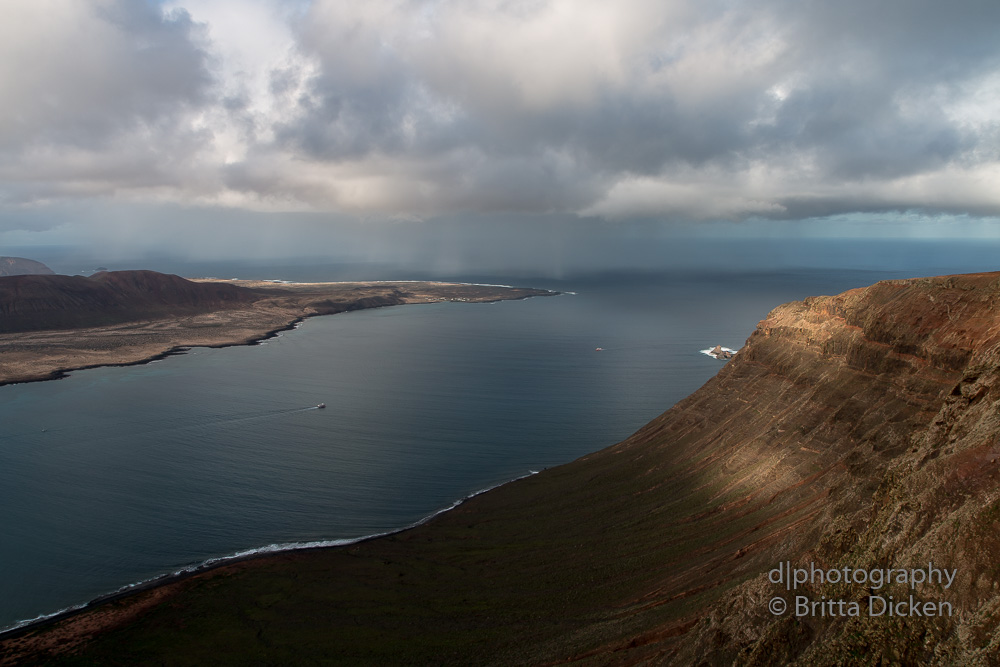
[{"x1": 0, "y1": 265, "x2": 985, "y2": 630}]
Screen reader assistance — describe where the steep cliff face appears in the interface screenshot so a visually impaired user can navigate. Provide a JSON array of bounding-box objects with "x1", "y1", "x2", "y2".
[
  {"x1": 5, "y1": 273, "x2": 1000, "y2": 665},
  {"x1": 545, "y1": 273, "x2": 998, "y2": 664},
  {"x1": 0, "y1": 257, "x2": 54, "y2": 277},
  {"x1": 657, "y1": 273, "x2": 1000, "y2": 664}
]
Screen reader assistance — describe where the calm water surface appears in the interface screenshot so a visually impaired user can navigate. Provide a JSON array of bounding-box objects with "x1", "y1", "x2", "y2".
[{"x1": 0, "y1": 268, "x2": 932, "y2": 629}]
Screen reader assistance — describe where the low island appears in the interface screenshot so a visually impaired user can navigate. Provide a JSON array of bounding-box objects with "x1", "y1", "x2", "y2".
[{"x1": 0, "y1": 270, "x2": 554, "y2": 386}]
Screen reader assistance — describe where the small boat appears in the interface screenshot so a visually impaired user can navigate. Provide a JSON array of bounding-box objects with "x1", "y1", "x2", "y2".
[
  {"x1": 595, "y1": 347, "x2": 604, "y2": 351},
  {"x1": 316, "y1": 403, "x2": 326, "y2": 409}
]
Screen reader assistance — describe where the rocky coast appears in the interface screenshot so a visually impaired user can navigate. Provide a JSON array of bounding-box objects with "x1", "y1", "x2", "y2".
[
  {"x1": 6, "y1": 272, "x2": 1000, "y2": 664},
  {"x1": 0, "y1": 271, "x2": 553, "y2": 386}
]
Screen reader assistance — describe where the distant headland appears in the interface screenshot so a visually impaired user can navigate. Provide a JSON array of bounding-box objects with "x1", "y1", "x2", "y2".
[
  {"x1": 0, "y1": 256, "x2": 55, "y2": 277},
  {"x1": 0, "y1": 269, "x2": 554, "y2": 386}
]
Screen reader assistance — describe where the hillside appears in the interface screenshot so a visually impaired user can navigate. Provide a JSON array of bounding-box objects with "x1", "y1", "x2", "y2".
[
  {"x1": 0, "y1": 273, "x2": 551, "y2": 386},
  {"x1": 0, "y1": 257, "x2": 55, "y2": 277},
  {"x1": 4, "y1": 272, "x2": 1000, "y2": 664},
  {"x1": 0, "y1": 270, "x2": 259, "y2": 333}
]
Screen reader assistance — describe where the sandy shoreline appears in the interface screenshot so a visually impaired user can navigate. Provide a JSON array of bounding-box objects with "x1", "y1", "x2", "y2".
[{"x1": 0, "y1": 279, "x2": 554, "y2": 387}]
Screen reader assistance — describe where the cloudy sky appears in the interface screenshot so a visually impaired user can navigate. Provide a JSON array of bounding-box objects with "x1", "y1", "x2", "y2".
[{"x1": 1, "y1": 0, "x2": 998, "y2": 266}]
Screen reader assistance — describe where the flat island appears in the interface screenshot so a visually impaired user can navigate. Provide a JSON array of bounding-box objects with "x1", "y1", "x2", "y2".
[{"x1": 0, "y1": 271, "x2": 554, "y2": 386}]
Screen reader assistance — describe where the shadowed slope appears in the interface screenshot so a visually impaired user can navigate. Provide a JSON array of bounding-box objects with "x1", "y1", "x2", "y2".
[
  {"x1": 0, "y1": 271, "x2": 259, "y2": 333},
  {"x1": 5, "y1": 273, "x2": 1000, "y2": 665}
]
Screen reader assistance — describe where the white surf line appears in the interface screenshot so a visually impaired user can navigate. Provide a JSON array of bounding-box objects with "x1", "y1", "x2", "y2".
[
  {"x1": 0, "y1": 470, "x2": 542, "y2": 636},
  {"x1": 195, "y1": 277, "x2": 559, "y2": 292},
  {"x1": 700, "y1": 347, "x2": 739, "y2": 359}
]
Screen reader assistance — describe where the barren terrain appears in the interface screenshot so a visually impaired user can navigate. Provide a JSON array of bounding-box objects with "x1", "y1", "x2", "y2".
[
  {"x1": 7, "y1": 273, "x2": 1000, "y2": 664},
  {"x1": 0, "y1": 277, "x2": 552, "y2": 386}
]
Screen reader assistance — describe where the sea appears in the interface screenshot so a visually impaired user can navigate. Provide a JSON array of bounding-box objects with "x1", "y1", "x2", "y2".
[{"x1": 2, "y1": 240, "x2": 999, "y2": 632}]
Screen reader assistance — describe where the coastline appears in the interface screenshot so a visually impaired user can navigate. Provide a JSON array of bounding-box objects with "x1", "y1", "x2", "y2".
[
  {"x1": 10, "y1": 272, "x2": 1000, "y2": 663},
  {"x1": 0, "y1": 279, "x2": 555, "y2": 388},
  {"x1": 0, "y1": 278, "x2": 555, "y2": 653},
  {"x1": 0, "y1": 314, "x2": 306, "y2": 389},
  {"x1": 0, "y1": 471, "x2": 539, "y2": 646}
]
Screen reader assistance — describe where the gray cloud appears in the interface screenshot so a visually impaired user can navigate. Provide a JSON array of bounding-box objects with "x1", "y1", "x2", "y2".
[
  {"x1": 258, "y1": 0, "x2": 1000, "y2": 218},
  {"x1": 0, "y1": 0, "x2": 998, "y2": 222},
  {"x1": 0, "y1": 2, "x2": 209, "y2": 149},
  {"x1": 0, "y1": 1, "x2": 214, "y2": 207}
]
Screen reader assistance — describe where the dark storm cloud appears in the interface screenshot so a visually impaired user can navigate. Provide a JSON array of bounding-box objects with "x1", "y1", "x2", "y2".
[
  {"x1": 0, "y1": 2, "x2": 210, "y2": 150},
  {"x1": 750, "y1": 0, "x2": 999, "y2": 181},
  {"x1": 0, "y1": 0, "x2": 216, "y2": 209},
  {"x1": 0, "y1": 0, "x2": 998, "y2": 222},
  {"x1": 254, "y1": 0, "x2": 998, "y2": 219}
]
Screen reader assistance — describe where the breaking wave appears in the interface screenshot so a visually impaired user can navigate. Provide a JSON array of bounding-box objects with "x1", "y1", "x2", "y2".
[{"x1": 0, "y1": 470, "x2": 540, "y2": 637}]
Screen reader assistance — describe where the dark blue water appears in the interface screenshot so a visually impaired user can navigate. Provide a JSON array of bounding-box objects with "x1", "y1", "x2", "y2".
[{"x1": 0, "y1": 267, "x2": 961, "y2": 630}]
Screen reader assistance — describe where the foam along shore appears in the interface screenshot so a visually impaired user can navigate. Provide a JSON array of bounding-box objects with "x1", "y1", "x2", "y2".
[
  {"x1": 700, "y1": 345, "x2": 738, "y2": 359},
  {"x1": 0, "y1": 471, "x2": 540, "y2": 640},
  {"x1": 0, "y1": 273, "x2": 555, "y2": 387},
  {"x1": 9, "y1": 272, "x2": 1000, "y2": 664}
]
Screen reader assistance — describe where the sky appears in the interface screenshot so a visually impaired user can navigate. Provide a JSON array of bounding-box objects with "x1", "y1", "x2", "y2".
[{"x1": 1, "y1": 0, "x2": 998, "y2": 271}]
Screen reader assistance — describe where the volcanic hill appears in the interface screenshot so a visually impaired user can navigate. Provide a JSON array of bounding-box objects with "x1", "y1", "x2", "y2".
[
  {"x1": 0, "y1": 256, "x2": 55, "y2": 277},
  {"x1": 0, "y1": 271, "x2": 551, "y2": 386},
  {"x1": 0, "y1": 270, "x2": 259, "y2": 333},
  {"x1": 5, "y1": 272, "x2": 1000, "y2": 665}
]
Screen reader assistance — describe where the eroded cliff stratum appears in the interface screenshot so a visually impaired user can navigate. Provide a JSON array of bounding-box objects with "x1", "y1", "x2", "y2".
[{"x1": 5, "y1": 273, "x2": 1000, "y2": 665}]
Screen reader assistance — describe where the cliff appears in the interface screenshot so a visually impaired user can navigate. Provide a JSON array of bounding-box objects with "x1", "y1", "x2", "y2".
[
  {"x1": 644, "y1": 272, "x2": 1000, "y2": 664},
  {"x1": 4, "y1": 272, "x2": 1000, "y2": 665},
  {"x1": 0, "y1": 257, "x2": 54, "y2": 277}
]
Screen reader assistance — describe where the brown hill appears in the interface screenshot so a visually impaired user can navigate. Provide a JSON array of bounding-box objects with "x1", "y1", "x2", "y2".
[
  {"x1": 0, "y1": 256, "x2": 54, "y2": 277},
  {"x1": 4, "y1": 272, "x2": 1000, "y2": 665},
  {"x1": 0, "y1": 270, "x2": 260, "y2": 333}
]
